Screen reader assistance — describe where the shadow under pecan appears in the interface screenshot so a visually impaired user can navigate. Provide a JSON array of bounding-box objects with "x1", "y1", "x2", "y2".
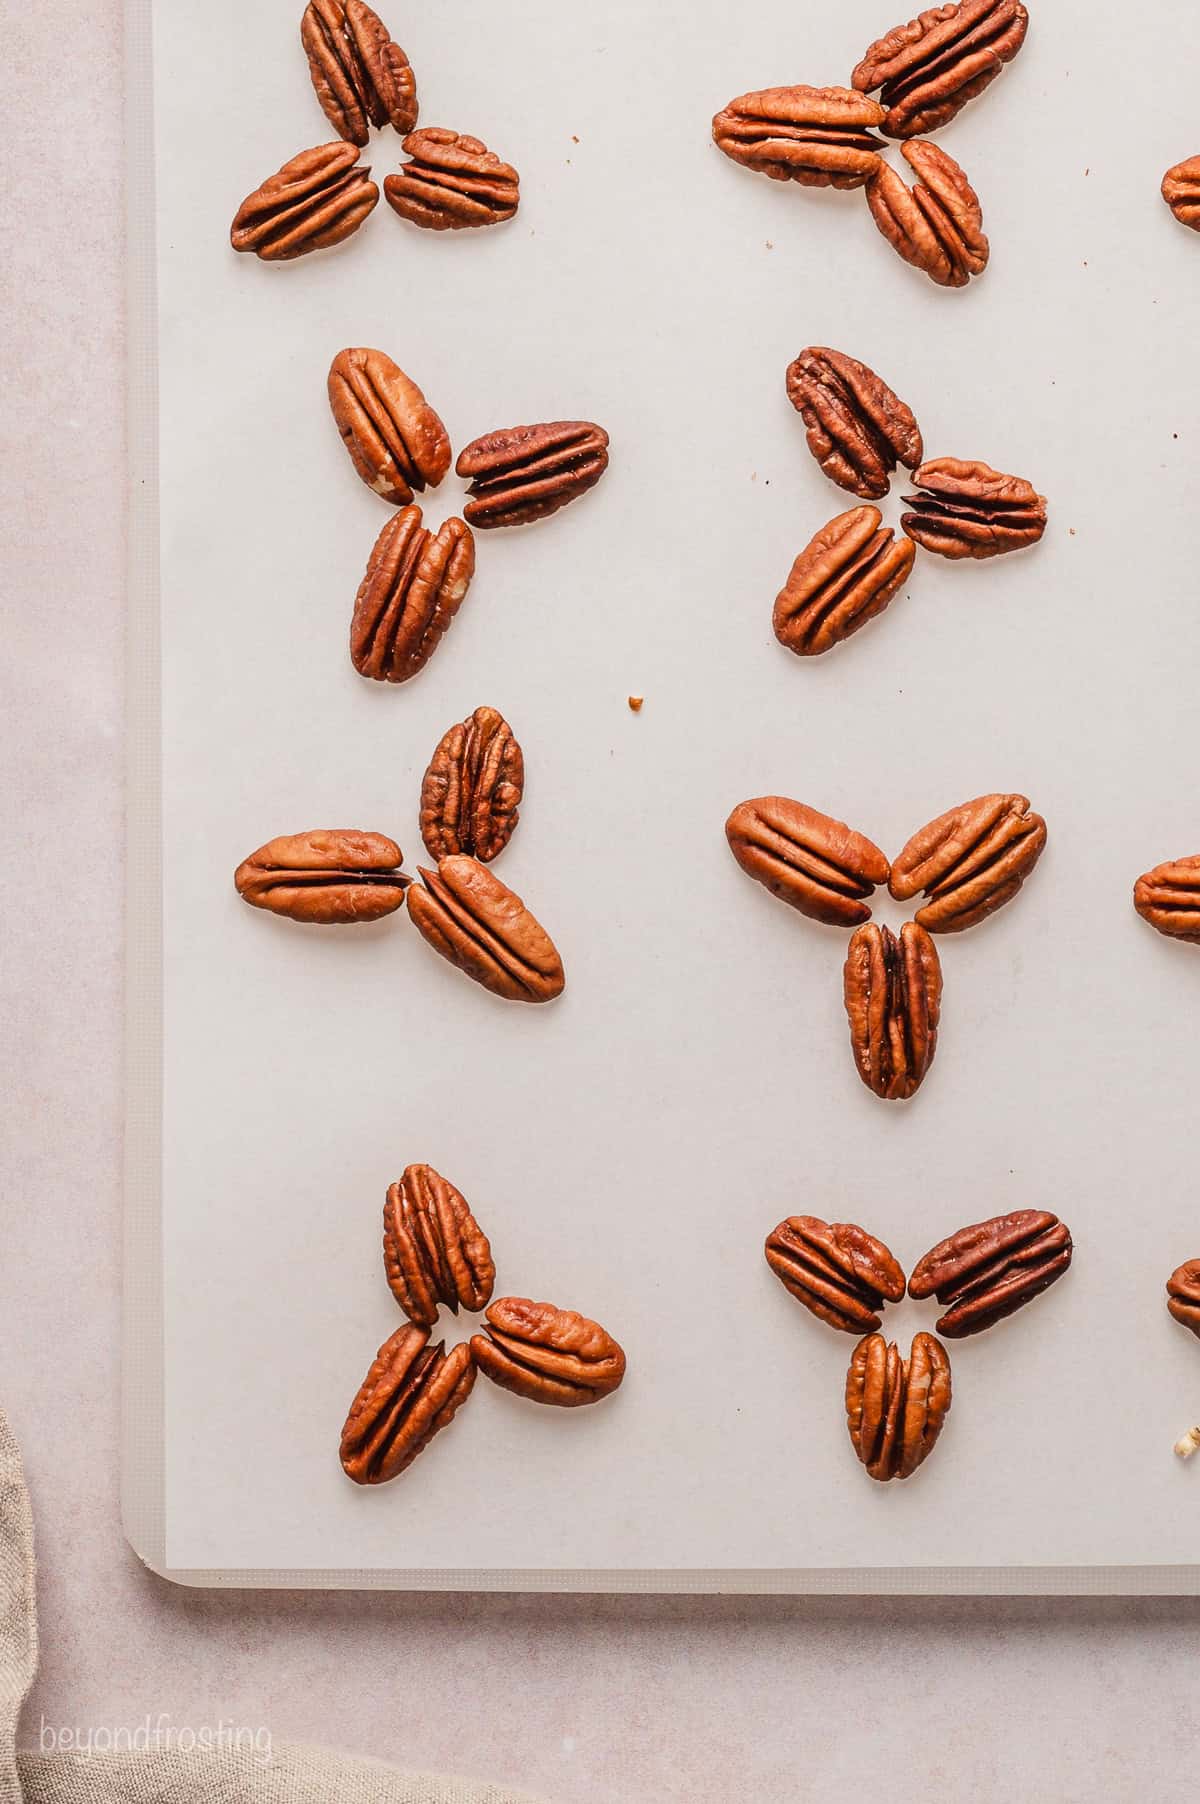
[
  {"x1": 845, "y1": 1331, "x2": 952, "y2": 1482},
  {"x1": 349, "y1": 507, "x2": 474, "y2": 683},
  {"x1": 774, "y1": 505, "x2": 915, "y2": 656},
  {"x1": 909, "y1": 1210, "x2": 1073, "y2": 1338},
  {"x1": 301, "y1": 0, "x2": 417, "y2": 147},
  {"x1": 901, "y1": 457, "x2": 1046, "y2": 559},
  {"x1": 234, "y1": 829, "x2": 408, "y2": 923},
  {"x1": 407, "y1": 855, "x2": 565, "y2": 1003},
  {"x1": 420, "y1": 706, "x2": 524, "y2": 863},
  {"x1": 328, "y1": 347, "x2": 451, "y2": 506},
  {"x1": 471, "y1": 1299, "x2": 626, "y2": 1406},
  {"x1": 340, "y1": 1324, "x2": 475, "y2": 1484},
  {"x1": 231, "y1": 142, "x2": 378, "y2": 261},
  {"x1": 726, "y1": 796, "x2": 891, "y2": 928},
  {"x1": 786, "y1": 348, "x2": 923, "y2": 501},
  {"x1": 383, "y1": 1163, "x2": 495, "y2": 1328},
  {"x1": 852, "y1": 0, "x2": 1029, "y2": 139},
  {"x1": 889, "y1": 792, "x2": 1047, "y2": 932},
  {"x1": 844, "y1": 921, "x2": 942, "y2": 1101},
  {"x1": 455, "y1": 423, "x2": 610, "y2": 529},
  {"x1": 866, "y1": 141, "x2": 988, "y2": 287},
  {"x1": 1163, "y1": 156, "x2": 1200, "y2": 232},
  {"x1": 766, "y1": 1216, "x2": 906, "y2": 1334},
  {"x1": 1167, "y1": 1260, "x2": 1200, "y2": 1339},
  {"x1": 1134, "y1": 856, "x2": 1200, "y2": 943},
  {"x1": 712, "y1": 85, "x2": 886, "y2": 189},
  {"x1": 385, "y1": 129, "x2": 520, "y2": 230}
]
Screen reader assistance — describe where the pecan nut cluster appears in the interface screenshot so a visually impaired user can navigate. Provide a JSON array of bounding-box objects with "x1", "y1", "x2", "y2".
[
  {"x1": 765, "y1": 1207, "x2": 1072, "y2": 1482},
  {"x1": 342, "y1": 1163, "x2": 625, "y2": 1485},
  {"x1": 727, "y1": 791, "x2": 1047, "y2": 1099}
]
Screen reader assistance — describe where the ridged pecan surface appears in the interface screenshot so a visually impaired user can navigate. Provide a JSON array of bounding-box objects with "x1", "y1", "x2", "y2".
[
  {"x1": 455, "y1": 423, "x2": 610, "y2": 529},
  {"x1": 901, "y1": 458, "x2": 1046, "y2": 559},
  {"x1": 852, "y1": 0, "x2": 1029, "y2": 138},
  {"x1": 844, "y1": 921, "x2": 942, "y2": 1101},
  {"x1": 407, "y1": 856, "x2": 565, "y2": 1003},
  {"x1": 786, "y1": 348, "x2": 923, "y2": 500},
  {"x1": 385, "y1": 129, "x2": 520, "y2": 230},
  {"x1": 234, "y1": 829, "x2": 408, "y2": 923},
  {"x1": 1167, "y1": 1260, "x2": 1200, "y2": 1338},
  {"x1": 1134, "y1": 856, "x2": 1200, "y2": 943},
  {"x1": 230, "y1": 142, "x2": 378, "y2": 261},
  {"x1": 301, "y1": 0, "x2": 417, "y2": 146},
  {"x1": 725, "y1": 797, "x2": 891, "y2": 928},
  {"x1": 328, "y1": 347, "x2": 451, "y2": 506},
  {"x1": 340, "y1": 1324, "x2": 475, "y2": 1484},
  {"x1": 845, "y1": 1331, "x2": 952, "y2": 1481},
  {"x1": 1162, "y1": 156, "x2": 1200, "y2": 232},
  {"x1": 420, "y1": 707, "x2": 524, "y2": 863},
  {"x1": 889, "y1": 793, "x2": 1047, "y2": 932},
  {"x1": 383, "y1": 1164, "x2": 495, "y2": 1328},
  {"x1": 471, "y1": 1299, "x2": 626, "y2": 1406},
  {"x1": 349, "y1": 507, "x2": 474, "y2": 682},
  {"x1": 712, "y1": 85, "x2": 886, "y2": 189},
  {"x1": 774, "y1": 505, "x2": 915, "y2": 656},
  {"x1": 765, "y1": 1217, "x2": 906, "y2": 1333},
  {"x1": 909, "y1": 1211, "x2": 1073, "y2": 1337},
  {"x1": 866, "y1": 141, "x2": 988, "y2": 287}
]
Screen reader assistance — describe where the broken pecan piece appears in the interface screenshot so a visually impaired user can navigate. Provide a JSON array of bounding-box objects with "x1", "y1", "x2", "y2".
[
  {"x1": 420, "y1": 706, "x2": 524, "y2": 863},
  {"x1": 765, "y1": 1217, "x2": 906, "y2": 1333},
  {"x1": 909, "y1": 1211, "x2": 1073, "y2": 1338},
  {"x1": 1163, "y1": 157, "x2": 1200, "y2": 232},
  {"x1": 1167, "y1": 1260, "x2": 1200, "y2": 1338},
  {"x1": 786, "y1": 348, "x2": 923, "y2": 501},
  {"x1": 890, "y1": 793, "x2": 1047, "y2": 932},
  {"x1": 845, "y1": 1331, "x2": 951, "y2": 1481},
  {"x1": 340, "y1": 1324, "x2": 475, "y2": 1484},
  {"x1": 230, "y1": 142, "x2": 378, "y2": 261},
  {"x1": 712, "y1": 85, "x2": 886, "y2": 189},
  {"x1": 1134, "y1": 856, "x2": 1200, "y2": 943},
  {"x1": 328, "y1": 347, "x2": 451, "y2": 506},
  {"x1": 865, "y1": 141, "x2": 988, "y2": 288},
  {"x1": 901, "y1": 458, "x2": 1047, "y2": 559},
  {"x1": 407, "y1": 855, "x2": 565, "y2": 1004},
  {"x1": 301, "y1": 0, "x2": 417, "y2": 146},
  {"x1": 725, "y1": 797, "x2": 890, "y2": 928},
  {"x1": 844, "y1": 922, "x2": 941, "y2": 1101},
  {"x1": 774, "y1": 505, "x2": 915, "y2": 656},
  {"x1": 455, "y1": 422, "x2": 609, "y2": 529},
  {"x1": 383, "y1": 1164, "x2": 495, "y2": 1328},
  {"x1": 349, "y1": 507, "x2": 474, "y2": 682},
  {"x1": 385, "y1": 128, "x2": 520, "y2": 230},
  {"x1": 852, "y1": 0, "x2": 1029, "y2": 138},
  {"x1": 471, "y1": 1298, "x2": 626, "y2": 1406},
  {"x1": 234, "y1": 830, "x2": 408, "y2": 923}
]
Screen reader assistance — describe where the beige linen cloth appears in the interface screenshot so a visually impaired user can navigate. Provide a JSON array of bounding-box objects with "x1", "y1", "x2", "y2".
[{"x1": 0, "y1": 1408, "x2": 539, "y2": 1804}]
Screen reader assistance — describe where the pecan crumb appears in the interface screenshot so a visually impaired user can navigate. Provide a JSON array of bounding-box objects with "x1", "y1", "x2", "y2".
[
  {"x1": 1174, "y1": 1425, "x2": 1200, "y2": 1459},
  {"x1": 628, "y1": 696, "x2": 644, "y2": 712}
]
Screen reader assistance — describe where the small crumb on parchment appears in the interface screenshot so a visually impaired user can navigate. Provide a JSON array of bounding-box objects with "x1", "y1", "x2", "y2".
[{"x1": 628, "y1": 696, "x2": 644, "y2": 713}]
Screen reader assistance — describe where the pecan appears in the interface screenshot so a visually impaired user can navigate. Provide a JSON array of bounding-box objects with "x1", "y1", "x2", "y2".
[
  {"x1": 230, "y1": 142, "x2": 378, "y2": 261},
  {"x1": 865, "y1": 142, "x2": 988, "y2": 288},
  {"x1": 385, "y1": 129, "x2": 520, "y2": 230},
  {"x1": 340, "y1": 1325, "x2": 475, "y2": 1484},
  {"x1": 455, "y1": 422, "x2": 610, "y2": 529},
  {"x1": 234, "y1": 830, "x2": 407, "y2": 923},
  {"x1": 301, "y1": 0, "x2": 417, "y2": 147},
  {"x1": 328, "y1": 347, "x2": 451, "y2": 506},
  {"x1": 471, "y1": 1299, "x2": 626, "y2": 1406},
  {"x1": 909, "y1": 1211, "x2": 1073, "y2": 1338},
  {"x1": 420, "y1": 707, "x2": 524, "y2": 863},
  {"x1": 785, "y1": 348, "x2": 923, "y2": 501},
  {"x1": 774, "y1": 505, "x2": 915, "y2": 656},
  {"x1": 843, "y1": 922, "x2": 941, "y2": 1101},
  {"x1": 1163, "y1": 157, "x2": 1200, "y2": 232},
  {"x1": 349, "y1": 507, "x2": 474, "y2": 683},
  {"x1": 1134, "y1": 856, "x2": 1200, "y2": 943},
  {"x1": 889, "y1": 793, "x2": 1047, "y2": 932},
  {"x1": 845, "y1": 1332, "x2": 951, "y2": 1481},
  {"x1": 1167, "y1": 1260, "x2": 1200, "y2": 1338},
  {"x1": 383, "y1": 1164, "x2": 495, "y2": 1328},
  {"x1": 852, "y1": 0, "x2": 1030, "y2": 139},
  {"x1": 407, "y1": 855, "x2": 565, "y2": 1004},
  {"x1": 725, "y1": 797, "x2": 890, "y2": 928},
  {"x1": 901, "y1": 458, "x2": 1047, "y2": 560},
  {"x1": 712, "y1": 85, "x2": 885, "y2": 189},
  {"x1": 765, "y1": 1217, "x2": 906, "y2": 1333}
]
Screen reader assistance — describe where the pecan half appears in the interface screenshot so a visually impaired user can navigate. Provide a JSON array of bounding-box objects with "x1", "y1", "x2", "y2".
[
  {"x1": 712, "y1": 85, "x2": 886, "y2": 189},
  {"x1": 230, "y1": 142, "x2": 378, "y2": 261},
  {"x1": 301, "y1": 0, "x2": 417, "y2": 147},
  {"x1": 901, "y1": 458, "x2": 1047, "y2": 559},
  {"x1": 234, "y1": 830, "x2": 407, "y2": 923},
  {"x1": 844, "y1": 922, "x2": 941, "y2": 1101},
  {"x1": 420, "y1": 707, "x2": 524, "y2": 863},
  {"x1": 455, "y1": 422, "x2": 610, "y2": 529},
  {"x1": 725, "y1": 797, "x2": 890, "y2": 928},
  {"x1": 865, "y1": 142, "x2": 988, "y2": 288},
  {"x1": 407, "y1": 856, "x2": 565, "y2": 1003},
  {"x1": 774, "y1": 505, "x2": 916, "y2": 656},
  {"x1": 471, "y1": 1299, "x2": 626, "y2": 1406},
  {"x1": 852, "y1": 0, "x2": 1030, "y2": 139},
  {"x1": 786, "y1": 348, "x2": 923, "y2": 501},
  {"x1": 328, "y1": 347, "x2": 451, "y2": 506},
  {"x1": 383, "y1": 1164, "x2": 495, "y2": 1328},
  {"x1": 845, "y1": 1332, "x2": 951, "y2": 1481},
  {"x1": 385, "y1": 129, "x2": 520, "y2": 230},
  {"x1": 889, "y1": 793, "x2": 1047, "y2": 932},
  {"x1": 349, "y1": 507, "x2": 474, "y2": 682},
  {"x1": 1167, "y1": 1260, "x2": 1200, "y2": 1338},
  {"x1": 909, "y1": 1211, "x2": 1073, "y2": 1338},
  {"x1": 1134, "y1": 856, "x2": 1200, "y2": 943},
  {"x1": 340, "y1": 1325, "x2": 475, "y2": 1484},
  {"x1": 765, "y1": 1217, "x2": 906, "y2": 1333},
  {"x1": 1163, "y1": 157, "x2": 1200, "y2": 232}
]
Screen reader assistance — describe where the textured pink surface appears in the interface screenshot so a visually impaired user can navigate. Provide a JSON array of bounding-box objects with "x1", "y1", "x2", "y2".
[{"x1": 3, "y1": 6, "x2": 1200, "y2": 1801}]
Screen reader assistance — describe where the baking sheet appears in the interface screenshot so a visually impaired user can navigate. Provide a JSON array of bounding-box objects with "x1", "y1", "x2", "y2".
[{"x1": 125, "y1": 0, "x2": 1200, "y2": 1588}]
